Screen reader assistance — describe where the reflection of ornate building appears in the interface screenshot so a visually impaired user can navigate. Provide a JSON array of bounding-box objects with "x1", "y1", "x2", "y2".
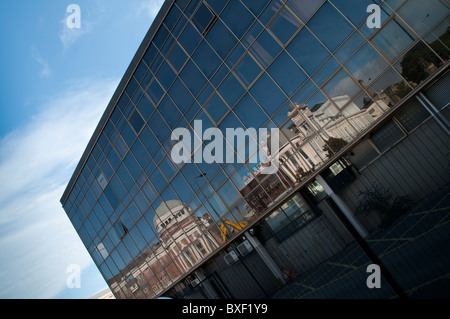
[{"x1": 110, "y1": 200, "x2": 221, "y2": 299}]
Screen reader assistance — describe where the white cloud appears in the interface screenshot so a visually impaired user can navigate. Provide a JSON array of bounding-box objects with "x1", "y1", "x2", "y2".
[
  {"x1": 135, "y1": 0, "x2": 165, "y2": 20},
  {"x1": 0, "y1": 77, "x2": 119, "y2": 298},
  {"x1": 31, "y1": 47, "x2": 51, "y2": 78},
  {"x1": 59, "y1": 12, "x2": 93, "y2": 50}
]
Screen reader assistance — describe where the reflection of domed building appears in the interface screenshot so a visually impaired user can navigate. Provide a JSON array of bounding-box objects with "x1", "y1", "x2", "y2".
[{"x1": 111, "y1": 200, "x2": 221, "y2": 299}]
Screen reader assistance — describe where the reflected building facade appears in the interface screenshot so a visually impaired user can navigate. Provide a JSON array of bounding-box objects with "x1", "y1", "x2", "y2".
[{"x1": 61, "y1": 0, "x2": 449, "y2": 299}]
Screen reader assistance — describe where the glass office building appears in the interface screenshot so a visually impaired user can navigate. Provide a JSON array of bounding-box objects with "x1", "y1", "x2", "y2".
[{"x1": 61, "y1": 0, "x2": 450, "y2": 299}]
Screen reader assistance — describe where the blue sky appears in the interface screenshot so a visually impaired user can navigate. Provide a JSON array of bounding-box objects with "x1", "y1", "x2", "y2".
[{"x1": 0, "y1": 0, "x2": 164, "y2": 299}]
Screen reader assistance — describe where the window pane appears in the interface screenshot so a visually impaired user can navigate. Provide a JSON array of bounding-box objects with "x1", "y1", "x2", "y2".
[
  {"x1": 395, "y1": 99, "x2": 430, "y2": 132},
  {"x1": 192, "y1": 40, "x2": 221, "y2": 79},
  {"x1": 205, "y1": 19, "x2": 237, "y2": 60},
  {"x1": 250, "y1": 72, "x2": 287, "y2": 116},
  {"x1": 204, "y1": 93, "x2": 229, "y2": 124},
  {"x1": 129, "y1": 110, "x2": 145, "y2": 133},
  {"x1": 287, "y1": 27, "x2": 329, "y2": 75},
  {"x1": 372, "y1": 19, "x2": 414, "y2": 61},
  {"x1": 221, "y1": 0, "x2": 254, "y2": 39},
  {"x1": 234, "y1": 53, "x2": 262, "y2": 87},
  {"x1": 370, "y1": 120, "x2": 405, "y2": 153},
  {"x1": 192, "y1": 2, "x2": 215, "y2": 35},
  {"x1": 249, "y1": 30, "x2": 282, "y2": 69},
  {"x1": 348, "y1": 139, "x2": 379, "y2": 169},
  {"x1": 307, "y1": 1, "x2": 354, "y2": 52},
  {"x1": 268, "y1": 6, "x2": 302, "y2": 45},
  {"x1": 268, "y1": 51, "x2": 307, "y2": 96}
]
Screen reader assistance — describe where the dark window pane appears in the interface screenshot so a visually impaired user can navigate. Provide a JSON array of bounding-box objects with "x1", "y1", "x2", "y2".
[
  {"x1": 205, "y1": 19, "x2": 238, "y2": 60},
  {"x1": 395, "y1": 99, "x2": 430, "y2": 132},
  {"x1": 370, "y1": 120, "x2": 406, "y2": 153},
  {"x1": 180, "y1": 60, "x2": 207, "y2": 96},
  {"x1": 168, "y1": 43, "x2": 188, "y2": 72},
  {"x1": 307, "y1": 1, "x2": 354, "y2": 52},
  {"x1": 218, "y1": 72, "x2": 245, "y2": 108},
  {"x1": 249, "y1": 30, "x2": 282, "y2": 69},
  {"x1": 234, "y1": 53, "x2": 262, "y2": 87},
  {"x1": 129, "y1": 110, "x2": 145, "y2": 133},
  {"x1": 169, "y1": 78, "x2": 194, "y2": 113},
  {"x1": 268, "y1": 51, "x2": 307, "y2": 96},
  {"x1": 147, "y1": 80, "x2": 165, "y2": 106},
  {"x1": 204, "y1": 93, "x2": 229, "y2": 123},
  {"x1": 156, "y1": 60, "x2": 177, "y2": 90},
  {"x1": 250, "y1": 72, "x2": 287, "y2": 116},
  {"x1": 192, "y1": 2, "x2": 215, "y2": 35},
  {"x1": 287, "y1": 27, "x2": 329, "y2": 75},
  {"x1": 221, "y1": 0, "x2": 254, "y2": 39},
  {"x1": 158, "y1": 95, "x2": 182, "y2": 128},
  {"x1": 192, "y1": 40, "x2": 221, "y2": 78},
  {"x1": 269, "y1": 6, "x2": 302, "y2": 45},
  {"x1": 179, "y1": 21, "x2": 202, "y2": 55}
]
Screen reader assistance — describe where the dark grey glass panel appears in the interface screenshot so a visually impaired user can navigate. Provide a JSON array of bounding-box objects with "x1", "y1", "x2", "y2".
[
  {"x1": 234, "y1": 53, "x2": 262, "y2": 87},
  {"x1": 287, "y1": 27, "x2": 329, "y2": 75},
  {"x1": 121, "y1": 122, "x2": 137, "y2": 148},
  {"x1": 204, "y1": 93, "x2": 229, "y2": 124},
  {"x1": 129, "y1": 110, "x2": 145, "y2": 134},
  {"x1": 308, "y1": 1, "x2": 354, "y2": 52},
  {"x1": 136, "y1": 94, "x2": 154, "y2": 120},
  {"x1": 218, "y1": 72, "x2": 245, "y2": 108},
  {"x1": 180, "y1": 60, "x2": 207, "y2": 96},
  {"x1": 156, "y1": 60, "x2": 177, "y2": 90},
  {"x1": 160, "y1": 156, "x2": 178, "y2": 181},
  {"x1": 205, "y1": 19, "x2": 238, "y2": 60},
  {"x1": 168, "y1": 43, "x2": 188, "y2": 73},
  {"x1": 395, "y1": 99, "x2": 430, "y2": 132},
  {"x1": 147, "y1": 80, "x2": 165, "y2": 106},
  {"x1": 241, "y1": 0, "x2": 270, "y2": 17},
  {"x1": 171, "y1": 173, "x2": 195, "y2": 203},
  {"x1": 234, "y1": 94, "x2": 268, "y2": 129},
  {"x1": 148, "y1": 111, "x2": 170, "y2": 143},
  {"x1": 110, "y1": 174, "x2": 126, "y2": 201},
  {"x1": 117, "y1": 163, "x2": 134, "y2": 190},
  {"x1": 267, "y1": 50, "x2": 307, "y2": 96},
  {"x1": 139, "y1": 125, "x2": 159, "y2": 157},
  {"x1": 192, "y1": 40, "x2": 222, "y2": 78},
  {"x1": 370, "y1": 120, "x2": 406, "y2": 153},
  {"x1": 287, "y1": 0, "x2": 325, "y2": 23},
  {"x1": 169, "y1": 78, "x2": 194, "y2": 113},
  {"x1": 250, "y1": 72, "x2": 287, "y2": 116},
  {"x1": 179, "y1": 21, "x2": 202, "y2": 55},
  {"x1": 131, "y1": 138, "x2": 151, "y2": 169},
  {"x1": 192, "y1": 2, "x2": 215, "y2": 35},
  {"x1": 150, "y1": 167, "x2": 168, "y2": 193},
  {"x1": 269, "y1": 6, "x2": 302, "y2": 45},
  {"x1": 311, "y1": 56, "x2": 340, "y2": 87},
  {"x1": 123, "y1": 152, "x2": 141, "y2": 180},
  {"x1": 143, "y1": 43, "x2": 158, "y2": 69},
  {"x1": 164, "y1": 4, "x2": 181, "y2": 31},
  {"x1": 249, "y1": 29, "x2": 282, "y2": 69},
  {"x1": 221, "y1": 0, "x2": 254, "y2": 39},
  {"x1": 153, "y1": 24, "x2": 170, "y2": 51},
  {"x1": 158, "y1": 95, "x2": 182, "y2": 128},
  {"x1": 104, "y1": 184, "x2": 120, "y2": 209}
]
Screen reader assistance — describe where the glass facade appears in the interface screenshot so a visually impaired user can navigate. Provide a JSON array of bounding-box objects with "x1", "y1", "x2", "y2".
[{"x1": 61, "y1": 0, "x2": 449, "y2": 299}]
